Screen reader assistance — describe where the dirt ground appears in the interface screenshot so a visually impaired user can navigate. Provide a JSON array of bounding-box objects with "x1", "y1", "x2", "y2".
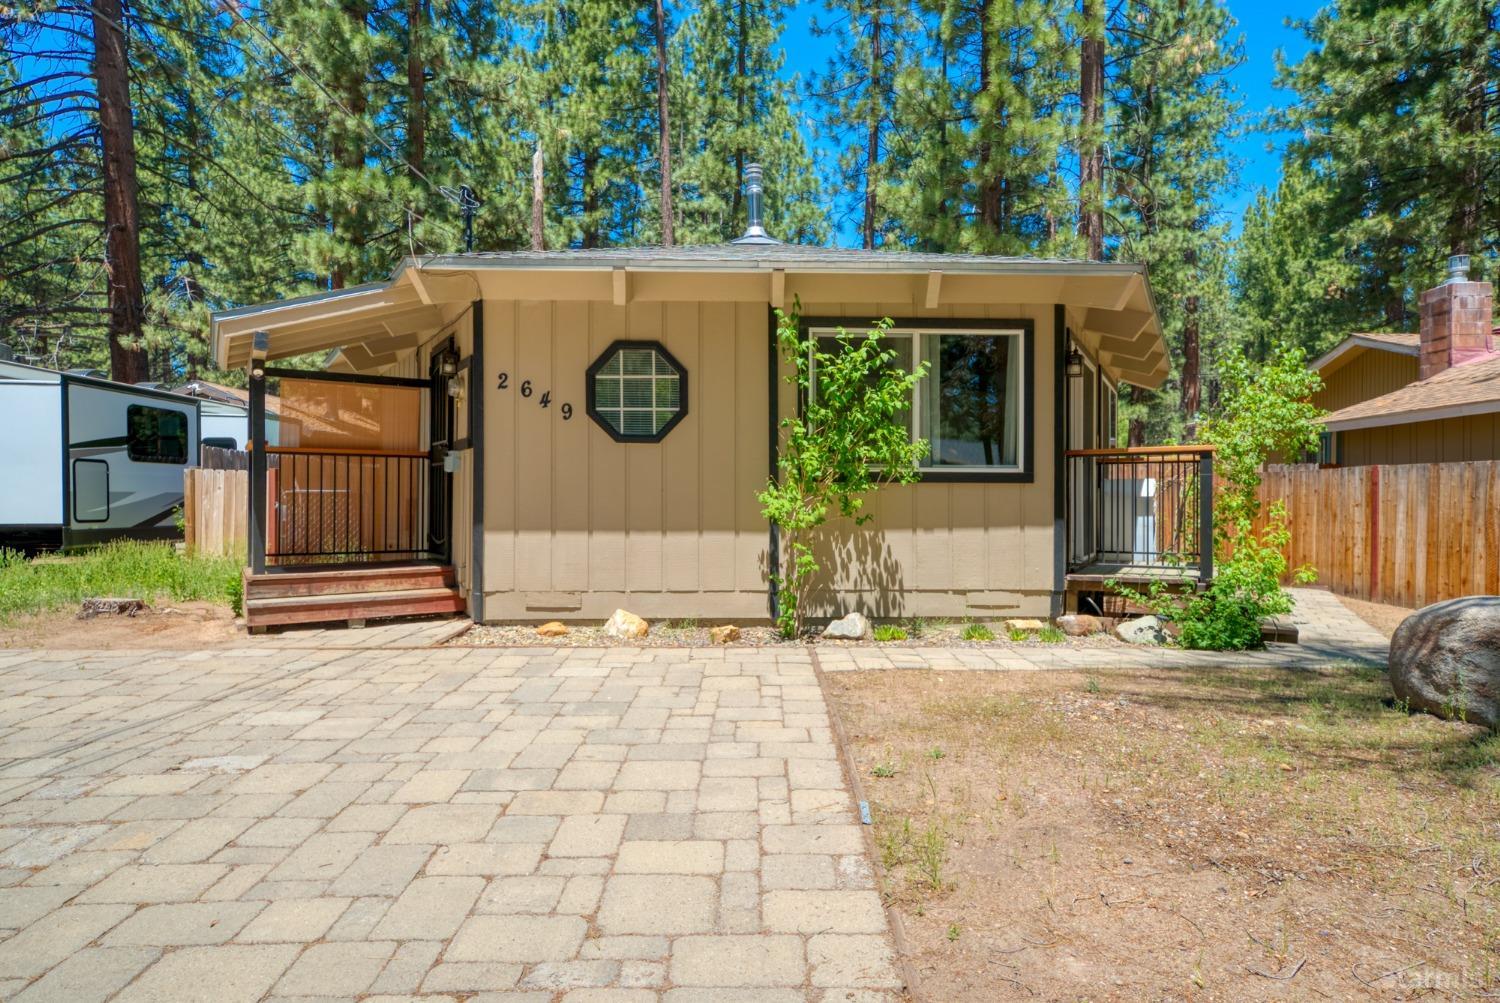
[
  {"x1": 823, "y1": 667, "x2": 1500, "y2": 1001},
  {"x1": 0, "y1": 600, "x2": 240, "y2": 649},
  {"x1": 1338, "y1": 594, "x2": 1416, "y2": 639}
]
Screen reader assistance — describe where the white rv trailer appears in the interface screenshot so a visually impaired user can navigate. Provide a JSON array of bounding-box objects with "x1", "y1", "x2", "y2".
[{"x1": 0, "y1": 359, "x2": 200, "y2": 552}]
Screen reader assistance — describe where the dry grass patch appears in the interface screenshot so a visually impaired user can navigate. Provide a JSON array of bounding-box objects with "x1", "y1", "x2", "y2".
[{"x1": 824, "y1": 665, "x2": 1500, "y2": 1001}]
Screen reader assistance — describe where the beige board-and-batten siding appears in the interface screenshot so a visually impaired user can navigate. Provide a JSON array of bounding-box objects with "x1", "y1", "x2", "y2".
[{"x1": 476, "y1": 297, "x2": 1060, "y2": 622}]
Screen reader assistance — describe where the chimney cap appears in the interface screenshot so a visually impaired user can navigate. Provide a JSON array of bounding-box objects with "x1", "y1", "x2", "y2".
[
  {"x1": 731, "y1": 162, "x2": 782, "y2": 245},
  {"x1": 1445, "y1": 254, "x2": 1471, "y2": 284}
]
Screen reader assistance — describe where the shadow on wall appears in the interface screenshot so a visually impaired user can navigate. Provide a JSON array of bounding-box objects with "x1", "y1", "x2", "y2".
[{"x1": 805, "y1": 518, "x2": 907, "y2": 620}]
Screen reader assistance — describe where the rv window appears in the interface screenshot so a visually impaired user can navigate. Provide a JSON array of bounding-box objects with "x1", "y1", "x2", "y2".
[{"x1": 127, "y1": 404, "x2": 188, "y2": 464}]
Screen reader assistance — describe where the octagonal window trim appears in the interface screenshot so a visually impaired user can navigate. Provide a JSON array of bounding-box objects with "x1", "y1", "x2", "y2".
[{"x1": 585, "y1": 339, "x2": 689, "y2": 443}]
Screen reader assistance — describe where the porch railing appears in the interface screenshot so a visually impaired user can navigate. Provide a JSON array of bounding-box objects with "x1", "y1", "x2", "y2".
[
  {"x1": 1065, "y1": 445, "x2": 1214, "y2": 580},
  {"x1": 264, "y1": 447, "x2": 434, "y2": 565}
]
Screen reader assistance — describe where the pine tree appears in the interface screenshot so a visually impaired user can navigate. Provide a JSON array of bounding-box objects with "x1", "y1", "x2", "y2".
[
  {"x1": 1110, "y1": 0, "x2": 1242, "y2": 443},
  {"x1": 1276, "y1": 0, "x2": 1499, "y2": 305},
  {"x1": 672, "y1": 0, "x2": 826, "y2": 244}
]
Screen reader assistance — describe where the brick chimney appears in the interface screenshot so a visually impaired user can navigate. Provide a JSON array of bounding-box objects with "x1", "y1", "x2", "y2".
[{"x1": 1419, "y1": 255, "x2": 1496, "y2": 380}]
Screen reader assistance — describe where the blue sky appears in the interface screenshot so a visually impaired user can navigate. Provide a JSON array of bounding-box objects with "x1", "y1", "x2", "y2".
[{"x1": 781, "y1": 1, "x2": 1321, "y2": 245}]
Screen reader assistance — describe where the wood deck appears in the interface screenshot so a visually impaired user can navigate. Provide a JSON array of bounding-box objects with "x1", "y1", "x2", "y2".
[
  {"x1": 243, "y1": 563, "x2": 466, "y2": 631},
  {"x1": 1065, "y1": 562, "x2": 1203, "y2": 585}
]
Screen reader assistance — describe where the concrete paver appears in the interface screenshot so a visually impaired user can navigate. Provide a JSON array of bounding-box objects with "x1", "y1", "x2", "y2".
[{"x1": 0, "y1": 643, "x2": 901, "y2": 1001}]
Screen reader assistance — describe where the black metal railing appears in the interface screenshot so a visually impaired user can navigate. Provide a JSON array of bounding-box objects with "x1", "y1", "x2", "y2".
[
  {"x1": 264, "y1": 448, "x2": 436, "y2": 564},
  {"x1": 1065, "y1": 446, "x2": 1214, "y2": 579}
]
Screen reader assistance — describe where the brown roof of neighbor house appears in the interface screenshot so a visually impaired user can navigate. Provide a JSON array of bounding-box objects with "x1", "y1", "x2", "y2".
[{"x1": 1322, "y1": 351, "x2": 1500, "y2": 431}]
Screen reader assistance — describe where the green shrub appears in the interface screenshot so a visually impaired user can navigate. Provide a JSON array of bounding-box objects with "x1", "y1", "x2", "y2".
[
  {"x1": 1038, "y1": 625, "x2": 1066, "y2": 644},
  {"x1": 0, "y1": 541, "x2": 242, "y2": 622},
  {"x1": 873, "y1": 624, "x2": 909, "y2": 642},
  {"x1": 961, "y1": 622, "x2": 994, "y2": 642},
  {"x1": 1114, "y1": 346, "x2": 1323, "y2": 651}
]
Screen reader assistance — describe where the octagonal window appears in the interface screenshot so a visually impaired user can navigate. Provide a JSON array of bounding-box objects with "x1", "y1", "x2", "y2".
[{"x1": 587, "y1": 340, "x2": 688, "y2": 442}]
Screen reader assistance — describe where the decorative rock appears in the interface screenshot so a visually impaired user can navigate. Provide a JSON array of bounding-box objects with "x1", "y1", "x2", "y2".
[
  {"x1": 1115, "y1": 615, "x2": 1169, "y2": 646},
  {"x1": 709, "y1": 625, "x2": 740, "y2": 645},
  {"x1": 1057, "y1": 614, "x2": 1104, "y2": 637},
  {"x1": 1389, "y1": 596, "x2": 1500, "y2": 730},
  {"x1": 604, "y1": 609, "x2": 649, "y2": 640},
  {"x1": 536, "y1": 621, "x2": 569, "y2": 638},
  {"x1": 821, "y1": 612, "x2": 871, "y2": 641},
  {"x1": 1005, "y1": 618, "x2": 1046, "y2": 634}
]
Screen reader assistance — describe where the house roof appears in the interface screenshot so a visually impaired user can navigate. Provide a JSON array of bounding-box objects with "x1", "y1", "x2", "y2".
[
  {"x1": 211, "y1": 245, "x2": 1170, "y2": 389},
  {"x1": 1322, "y1": 352, "x2": 1500, "y2": 431},
  {"x1": 1310, "y1": 331, "x2": 1419, "y2": 376}
]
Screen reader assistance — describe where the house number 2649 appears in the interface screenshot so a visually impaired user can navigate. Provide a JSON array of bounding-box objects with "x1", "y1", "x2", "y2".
[{"x1": 496, "y1": 372, "x2": 572, "y2": 420}]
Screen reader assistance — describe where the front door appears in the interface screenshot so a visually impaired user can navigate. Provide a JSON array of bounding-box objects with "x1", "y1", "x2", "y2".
[{"x1": 427, "y1": 345, "x2": 457, "y2": 560}]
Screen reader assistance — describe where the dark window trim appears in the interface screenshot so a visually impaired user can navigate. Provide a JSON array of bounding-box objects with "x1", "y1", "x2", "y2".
[
  {"x1": 797, "y1": 315, "x2": 1035, "y2": 484},
  {"x1": 585, "y1": 339, "x2": 689, "y2": 444},
  {"x1": 262, "y1": 366, "x2": 431, "y2": 389}
]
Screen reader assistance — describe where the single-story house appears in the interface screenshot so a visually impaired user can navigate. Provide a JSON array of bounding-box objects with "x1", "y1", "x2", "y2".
[
  {"x1": 210, "y1": 172, "x2": 1202, "y2": 629},
  {"x1": 1314, "y1": 257, "x2": 1499, "y2": 466}
]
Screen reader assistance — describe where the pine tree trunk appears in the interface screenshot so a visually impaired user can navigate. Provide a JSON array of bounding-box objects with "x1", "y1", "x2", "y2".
[
  {"x1": 653, "y1": 0, "x2": 673, "y2": 246},
  {"x1": 731, "y1": 0, "x2": 748, "y2": 230},
  {"x1": 976, "y1": 0, "x2": 1000, "y2": 237},
  {"x1": 531, "y1": 143, "x2": 545, "y2": 251},
  {"x1": 1078, "y1": 0, "x2": 1104, "y2": 260},
  {"x1": 92, "y1": 0, "x2": 149, "y2": 383},
  {"x1": 1181, "y1": 297, "x2": 1200, "y2": 434},
  {"x1": 582, "y1": 150, "x2": 600, "y2": 249},
  {"x1": 862, "y1": 6, "x2": 881, "y2": 250}
]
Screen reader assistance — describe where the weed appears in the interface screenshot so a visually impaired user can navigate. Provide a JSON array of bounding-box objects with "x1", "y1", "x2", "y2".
[
  {"x1": 946, "y1": 923, "x2": 961, "y2": 942},
  {"x1": 928, "y1": 746, "x2": 946, "y2": 761},
  {"x1": 872, "y1": 760, "x2": 900, "y2": 778},
  {"x1": 878, "y1": 818, "x2": 911, "y2": 869},
  {"x1": 1085, "y1": 676, "x2": 1101, "y2": 694},
  {"x1": 874, "y1": 624, "x2": 909, "y2": 642},
  {"x1": 915, "y1": 821, "x2": 947, "y2": 891},
  {"x1": 961, "y1": 622, "x2": 994, "y2": 642},
  {"x1": 0, "y1": 541, "x2": 241, "y2": 622},
  {"x1": 1007, "y1": 627, "x2": 1029, "y2": 642},
  {"x1": 1038, "y1": 625, "x2": 1067, "y2": 644}
]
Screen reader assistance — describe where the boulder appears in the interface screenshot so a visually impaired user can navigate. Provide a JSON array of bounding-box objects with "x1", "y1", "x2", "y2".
[
  {"x1": 1115, "y1": 615, "x2": 1169, "y2": 646},
  {"x1": 78, "y1": 597, "x2": 147, "y2": 619},
  {"x1": 536, "y1": 621, "x2": 569, "y2": 638},
  {"x1": 1005, "y1": 618, "x2": 1046, "y2": 634},
  {"x1": 1389, "y1": 596, "x2": 1500, "y2": 730},
  {"x1": 1057, "y1": 613, "x2": 1104, "y2": 637},
  {"x1": 604, "y1": 609, "x2": 649, "y2": 640},
  {"x1": 822, "y1": 612, "x2": 871, "y2": 641},
  {"x1": 709, "y1": 624, "x2": 740, "y2": 645}
]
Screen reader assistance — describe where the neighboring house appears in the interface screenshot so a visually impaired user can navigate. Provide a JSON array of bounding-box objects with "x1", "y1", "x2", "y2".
[
  {"x1": 210, "y1": 170, "x2": 1186, "y2": 628},
  {"x1": 1314, "y1": 258, "x2": 1499, "y2": 466},
  {"x1": 173, "y1": 379, "x2": 282, "y2": 449}
]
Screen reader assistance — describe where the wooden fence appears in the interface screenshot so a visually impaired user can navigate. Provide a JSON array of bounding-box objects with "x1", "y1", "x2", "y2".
[
  {"x1": 1258, "y1": 462, "x2": 1500, "y2": 609},
  {"x1": 183, "y1": 467, "x2": 247, "y2": 558}
]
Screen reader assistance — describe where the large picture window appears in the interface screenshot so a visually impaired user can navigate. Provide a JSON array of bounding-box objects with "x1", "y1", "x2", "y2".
[
  {"x1": 810, "y1": 323, "x2": 1029, "y2": 477},
  {"x1": 126, "y1": 404, "x2": 188, "y2": 464},
  {"x1": 586, "y1": 340, "x2": 688, "y2": 443}
]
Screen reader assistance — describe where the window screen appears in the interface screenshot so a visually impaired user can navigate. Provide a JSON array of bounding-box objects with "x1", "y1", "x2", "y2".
[
  {"x1": 126, "y1": 404, "x2": 188, "y2": 464},
  {"x1": 588, "y1": 342, "x2": 687, "y2": 442}
]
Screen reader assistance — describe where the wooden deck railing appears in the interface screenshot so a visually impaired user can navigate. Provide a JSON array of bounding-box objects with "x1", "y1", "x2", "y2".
[{"x1": 1065, "y1": 445, "x2": 1214, "y2": 580}]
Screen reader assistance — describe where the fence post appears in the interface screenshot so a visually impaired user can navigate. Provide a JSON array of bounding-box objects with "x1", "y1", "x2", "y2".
[
  {"x1": 1198, "y1": 451, "x2": 1214, "y2": 582},
  {"x1": 248, "y1": 366, "x2": 267, "y2": 574}
]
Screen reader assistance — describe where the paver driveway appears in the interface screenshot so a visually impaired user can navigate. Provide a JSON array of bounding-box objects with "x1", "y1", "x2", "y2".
[{"x1": 0, "y1": 645, "x2": 901, "y2": 1002}]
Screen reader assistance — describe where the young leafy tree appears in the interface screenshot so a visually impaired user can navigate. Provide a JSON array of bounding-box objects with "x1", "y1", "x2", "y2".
[
  {"x1": 1117, "y1": 346, "x2": 1324, "y2": 650},
  {"x1": 760, "y1": 300, "x2": 929, "y2": 638}
]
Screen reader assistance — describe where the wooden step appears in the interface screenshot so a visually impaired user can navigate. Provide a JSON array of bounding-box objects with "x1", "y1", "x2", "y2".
[
  {"x1": 244, "y1": 586, "x2": 467, "y2": 629},
  {"x1": 246, "y1": 564, "x2": 455, "y2": 600}
]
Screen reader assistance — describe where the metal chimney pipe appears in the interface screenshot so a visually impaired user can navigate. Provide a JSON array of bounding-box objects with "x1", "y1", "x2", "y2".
[
  {"x1": 731, "y1": 162, "x2": 781, "y2": 244},
  {"x1": 1445, "y1": 254, "x2": 1471, "y2": 284}
]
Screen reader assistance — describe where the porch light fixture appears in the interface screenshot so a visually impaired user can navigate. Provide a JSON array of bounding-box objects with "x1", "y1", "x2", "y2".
[
  {"x1": 438, "y1": 354, "x2": 459, "y2": 377},
  {"x1": 1065, "y1": 346, "x2": 1084, "y2": 378}
]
